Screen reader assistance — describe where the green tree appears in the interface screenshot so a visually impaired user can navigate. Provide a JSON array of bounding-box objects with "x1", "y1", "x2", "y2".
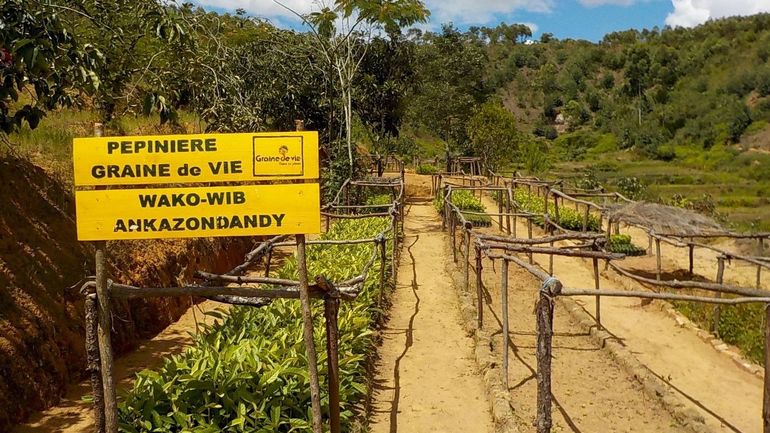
[
  {"x1": 281, "y1": 0, "x2": 429, "y2": 175},
  {"x1": 57, "y1": 0, "x2": 192, "y2": 122},
  {"x1": 353, "y1": 35, "x2": 417, "y2": 154},
  {"x1": 408, "y1": 25, "x2": 490, "y2": 150},
  {"x1": 0, "y1": 0, "x2": 101, "y2": 133},
  {"x1": 466, "y1": 101, "x2": 519, "y2": 169}
]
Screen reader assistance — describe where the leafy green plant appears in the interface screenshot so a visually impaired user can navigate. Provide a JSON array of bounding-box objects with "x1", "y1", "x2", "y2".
[
  {"x1": 362, "y1": 193, "x2": 394, "y2": 214},
  {"x1": 513, "y1": 189, "x2": 601, "y2": 231},
  {"x1": 616, "y1": 176, "x2": 646, "y2": 200},
  {"x1": 416, "y1": 164, "x2": 438, "y2": 175},
  {"x1": 433, "y1": 190, "x2": 492, "y2": 227},
  {"x1": 118, "y1": 218, "x2": 393, "y2": 432},
  {"x1": 606, "y1": 234, "x2": 646, "y2": 256}
]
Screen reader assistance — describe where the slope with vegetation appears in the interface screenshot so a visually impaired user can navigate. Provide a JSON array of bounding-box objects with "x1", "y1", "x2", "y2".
[{"x1": 401, "y1": 15, "x2": 770, "y2": 231}]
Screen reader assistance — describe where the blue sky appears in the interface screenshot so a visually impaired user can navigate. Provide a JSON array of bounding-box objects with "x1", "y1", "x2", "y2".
[
  {"x1": 488, "y1": 0, "x2": 672, "y2": 41},
  {"x1": 191, "y1": 0, "x2": 770, "y2": 42}
]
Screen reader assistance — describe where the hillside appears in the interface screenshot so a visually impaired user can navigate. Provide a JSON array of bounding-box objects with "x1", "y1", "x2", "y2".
[{"x1": 402, "y1": 14, "x2": 770, "y2": 230}]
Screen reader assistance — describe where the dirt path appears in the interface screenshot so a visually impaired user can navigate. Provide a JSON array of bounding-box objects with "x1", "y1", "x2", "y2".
[
  {"x1": 368, "y1": 200, "x2": 493, "y2": 433},
  {"x1": 12, "y1": 301, "x2": 225, "y2": 433},
  {"x1": 475, "y1": 251, "x2": 686, "y2": 432},
  {"x1": 623, "y1": 225, "x2": 765, "y2": 289},
  {"x1": 475, "y1": 192, "x2": 764, "y2": 433}
]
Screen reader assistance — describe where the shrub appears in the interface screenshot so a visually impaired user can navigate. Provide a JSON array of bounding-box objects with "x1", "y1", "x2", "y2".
[
  {"x1": 654, "y1": 145, "x2": 676, "y2": 161},
  {"x1": 362, "y1": 194, "x2": 393, "y2": 214},
  {"x1": 118, "y1": 218, "x2": 392, "y2": 432},
  {"x1": 434, "y1": 190, "x2": 492, "y2": 227},
  {"x1": 416, "y1": 164, "x2": 438, "y2": 175},
  {"x1": 522, "y1": 140, "x2": 551, "y2": 174},
  {"x1": 616, "y1": 176, "x2": 646, "y2": 200},
  {"x1": 607, "y1": 234, "x2": 646, "y2": 256},
  {"x1": 513, "y1": 189, "x2": 601, "y2": 231}
]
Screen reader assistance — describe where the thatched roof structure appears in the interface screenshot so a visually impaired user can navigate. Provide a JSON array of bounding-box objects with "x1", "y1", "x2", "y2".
[{"x1": 609, "y1": 202, "x2": 725, "y2": 236}]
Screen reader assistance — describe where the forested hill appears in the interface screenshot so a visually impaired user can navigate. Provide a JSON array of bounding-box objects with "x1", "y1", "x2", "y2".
[{"x1": 405, "y1": 14, "x2": 770, "y2": 162}]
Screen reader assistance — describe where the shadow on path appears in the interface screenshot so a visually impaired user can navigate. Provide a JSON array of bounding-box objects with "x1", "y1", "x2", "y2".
[{"x1": 387, "y1": 234, "x2": 420, "y2": 433}]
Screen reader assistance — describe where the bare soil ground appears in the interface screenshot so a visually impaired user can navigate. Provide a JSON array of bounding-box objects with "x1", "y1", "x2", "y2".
[
  {"x1": 622, "y1": 225, "x2": 765, "y2": 290},
  {"x1": 12, "y1": 300, "x2": 226, "y2": 433},
  {"x1": 0, "y1": 155, "x2": 252, "y2": 431},
  {"x1": 368, "y1": 199, "x2": 494, "y2": 433},
  {"x1": 473, "y1": 191, "x2": 764, "y2": 433}
]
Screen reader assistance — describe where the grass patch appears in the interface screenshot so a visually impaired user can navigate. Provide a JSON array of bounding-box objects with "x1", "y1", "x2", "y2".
[{"x1": 674, "y1": 300, "x2": 764, "y2": 364}]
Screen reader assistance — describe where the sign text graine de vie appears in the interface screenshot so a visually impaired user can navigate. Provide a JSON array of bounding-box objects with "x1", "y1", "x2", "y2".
[{"x1": 73, "y1": 131, "x2": 319, "y2": 186}]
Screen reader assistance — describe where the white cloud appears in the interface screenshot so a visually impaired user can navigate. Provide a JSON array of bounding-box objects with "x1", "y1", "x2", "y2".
[
  {"x1": 190, "y1": 0, "x2": 315, "y2": 23},
  {"x1": 522, "y1": 22, "x2": 539, "y2": 33},
  {"x1": 423, "y1": 0, "x2": 553, "y2": 26},
  {"x1": 579, "y1": 0, "x2": 637, "y2": 6},
  {"x1": 666, "y1": 0, "x2": 770, "y2": 27},
  {"x1": 190, "y1": 0, "x2": 552, "y2": 27}
]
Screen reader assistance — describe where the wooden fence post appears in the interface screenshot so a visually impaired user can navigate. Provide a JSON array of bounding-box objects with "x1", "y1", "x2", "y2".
[
  {"x1": 324, "y1": 294, "x2": 341, "y2": 433},
  {"x1": 264, "y1": 246, "x2": 273, "y2": 278},
  {"x1": 464, "y1": 227, "x2": 471, "y2": 292},
  {"x1": 527, "y1": 219, "x2": 534, "y2": 264},
  {"x1": 501, "y1": 259, "x2": 509, "y2": 388},
  {"x1": 475, "y1": 245, "x2": 484, "y2": 329},
  {"x1": 713, "y1": 256, "x2": 725, "y2": 336},
  {"x1": 536, "y1": 278, "x2": 562, "y2": 433},
  {"x1": 553, "y1": 195, "x2": 560, "y2": 222},
  {"x1": 655, "y1": 238, "x2": 662, "y2": 281},
  {"x1": 506, "y1": 189, "x2": 512, "y2": 235},
  {"x1": 582, "y1": 206, "x2": 589, "y2": 233},
  {"x1": 93, "y1": 121, "x2": 118, "y2": 433},
  {"x1": 648, "y1": 233, "x2": 653, "y2": 255},
  {"x1": 442, "y1": 186, "x2": 448, "y2": 231},
  {"x1": 296, "y1": 235, "x2": 323, "y2": 433},
  {"x1": 688, "y1": 242, "x2": 694, "y2": 276},
  {"x1": 95, "y1": 242, "x2": 118, "y2": 433},
  {"x1": 498, "y1": 193, "x2": 504, "y2": 230},
  {"x1": 548, "y1": 246, "x2": 554, "y2": 276},
  {"x1": 762, "y1": 304, "x2": 770, "y2": 433},
  {"x1": 392, "y1": 216, "x2": 399, "y2": 283},
  {"x1": 451, "y1": 212, "x2": 458, "y2": 263},
  {"x1": 85, "y1": 294, "x2": 105, "y2": 433},
  {"x1": 379, "y1": 238, "x2": 387, "y2": 306},
  {"x1": 593, "y1": 257, "x2": 601, "y2": 328}
]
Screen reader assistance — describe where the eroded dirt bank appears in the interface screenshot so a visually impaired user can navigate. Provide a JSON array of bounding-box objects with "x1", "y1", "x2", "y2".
[{"x1": 0, "y1": 156, "x2": 253, "y2": 430}]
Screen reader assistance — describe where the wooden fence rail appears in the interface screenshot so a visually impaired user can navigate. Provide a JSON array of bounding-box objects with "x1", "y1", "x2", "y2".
[{"x1": 435, "y1": 171, "x2": 770, "y2": 433}]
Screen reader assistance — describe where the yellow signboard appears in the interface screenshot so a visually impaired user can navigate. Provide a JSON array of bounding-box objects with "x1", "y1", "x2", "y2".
[
  {"x1": 75, "y1": 183, "x2": 320, "y2": 241},
  {"x1": 73, "y1": 131, "x2": 319, "y2": 186}
]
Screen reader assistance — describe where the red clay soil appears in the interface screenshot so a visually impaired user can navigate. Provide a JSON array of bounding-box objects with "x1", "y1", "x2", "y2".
[{"x1": 0, "y1": 156, "x2": 253, "y2": 431}]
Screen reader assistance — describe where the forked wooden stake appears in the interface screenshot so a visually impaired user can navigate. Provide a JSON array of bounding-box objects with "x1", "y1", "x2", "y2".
[
  {"x1": 475, "y1": 245, "x2": 484, "y2": 329},
  {"x1": 296, "y1": 234, "x2": 323, "y2": 433},
  {"x1": 85, "y1": 295, "x2": 105, "y2": 433},
  {"x1": 536, "y1": 278, "x2": 562, "y2": 433},
  {"x1": 92, "y1": 122, "x2": 118, "y2": 433},
  {"x1": 319, "y1": 276, "x2": 341, "y2": 433},
  {"x1": 501, "y1": 259, "x2": 509, "y2": 388},
  {"x1": 764, "y1": 304, "x2": 770, "y2": 433}
]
